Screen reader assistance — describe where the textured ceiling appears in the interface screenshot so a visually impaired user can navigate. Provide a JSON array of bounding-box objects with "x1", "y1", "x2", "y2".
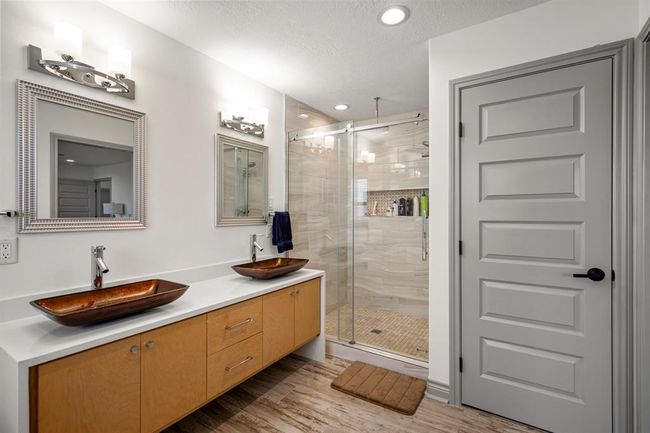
[{"x1": 103, "y1": 0, "x2": 546, "y2": 121}]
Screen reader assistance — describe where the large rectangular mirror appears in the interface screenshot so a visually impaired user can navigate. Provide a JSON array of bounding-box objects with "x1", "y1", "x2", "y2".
[
  {"x1": 216, "y1": 134, "x2": 268, "y2": 226},
  {"x1": 17, "y1": 80, "x2": 146, "y2": 232}
]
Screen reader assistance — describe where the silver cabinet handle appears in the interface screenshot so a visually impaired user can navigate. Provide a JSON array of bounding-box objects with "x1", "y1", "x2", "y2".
[
  {"x1": 145, "y1": 340, "x2": 155, "y2": 349},
  {"x1": 225, "y1": 356, "x2": 253, "y2": 372},
  {"x1": 225, "y1": 317, "x2": 253, "y2": 330},
  {"x1": 130, "y1": 345, "x2": 140, "y2": 354}
]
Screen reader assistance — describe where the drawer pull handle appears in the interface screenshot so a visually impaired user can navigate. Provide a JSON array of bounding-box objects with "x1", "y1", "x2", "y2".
[
  {"x1": 225, "y1": 356, "x2": 253, "y2": 372},
  {"x1": 145, "y1": 340, "x2": 155, "y2": 349},
  {"x1": 225, "y1": 317, "x2": 253, "y2": 330},
  {"x1": 130, "y1": 345, "x2": 140, "y2": 354}
]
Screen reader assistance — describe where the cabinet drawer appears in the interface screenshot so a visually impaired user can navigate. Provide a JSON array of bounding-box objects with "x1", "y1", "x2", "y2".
[
  {"x1": 207, "y1": 333, "x2": 263, "y2": 399},
  {"x1": 208, "y1": 297, "x2": 263, "y2": 354}
]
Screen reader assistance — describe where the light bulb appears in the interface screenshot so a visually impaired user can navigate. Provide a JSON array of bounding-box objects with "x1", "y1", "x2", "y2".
[
  {"x1": 54, "y1": 22, "x2": 83, "y2": 61},
  {"x1": 108, "y1": 46, "x2": 132, "y2": 78}
]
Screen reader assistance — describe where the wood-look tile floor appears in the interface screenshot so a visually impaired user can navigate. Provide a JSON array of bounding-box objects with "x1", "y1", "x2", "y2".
[
  {"x1": 164, "y1": 355, "x2": 542, "y2": 433},
  {"x1": 325, "y1": 304, "x2": 429, "y2": 361}
]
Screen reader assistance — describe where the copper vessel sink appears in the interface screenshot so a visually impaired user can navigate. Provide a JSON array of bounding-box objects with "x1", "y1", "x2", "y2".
[
  {"x1": 30, "y1": 279, "x2": 189, "y2": 326},
  {"x1": 232, "y1": 257, "x2": 309, "y2": 280}
]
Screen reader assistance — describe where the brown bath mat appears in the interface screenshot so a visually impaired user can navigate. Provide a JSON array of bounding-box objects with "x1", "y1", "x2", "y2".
[{"x1": 331, "y1": 361, "x2": 426, "y2": 415}]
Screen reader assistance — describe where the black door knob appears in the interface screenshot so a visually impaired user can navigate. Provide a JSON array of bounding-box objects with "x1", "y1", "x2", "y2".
[{"x1": 573, "y1": 268, "x2": 606, "y2": 282}]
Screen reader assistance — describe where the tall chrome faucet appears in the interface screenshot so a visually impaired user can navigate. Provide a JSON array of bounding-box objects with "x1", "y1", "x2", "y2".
[
  {"x1": 91, "y1": 245, "x2": 109, "y2": 289},
  {"x1": 250, "y1": 234, "x2": 264, "y2": 262}
]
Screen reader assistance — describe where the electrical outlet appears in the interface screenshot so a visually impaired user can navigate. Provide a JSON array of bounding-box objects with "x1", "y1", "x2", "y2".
[{"x1": 0, "y1": 238, "x2": 18, "y2": 264}]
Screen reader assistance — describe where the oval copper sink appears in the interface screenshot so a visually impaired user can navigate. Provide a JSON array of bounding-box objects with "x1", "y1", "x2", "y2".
[
  {"x1": 30, "y1": 279, "x2": 189, "y2": 326},
  {"x1": 232, "y1": 257, "x2": 309, "y2": 280}
]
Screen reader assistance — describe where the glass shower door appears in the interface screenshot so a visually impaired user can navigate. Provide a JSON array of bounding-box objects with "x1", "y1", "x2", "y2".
[
  {"x1": 352, "y1": 120, "x2": 430, "y2": 361},
  {"x1": 287, "y1": 122, "x2": 354, "y2": 343}
]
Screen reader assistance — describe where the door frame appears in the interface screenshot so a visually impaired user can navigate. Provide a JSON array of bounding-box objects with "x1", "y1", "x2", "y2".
[
  {"x1": 634, "y1": 18, "x2": 650, "y2": 433},
  {"x1": 448, "y1": 40, "x2": 634, "y2": 433}
]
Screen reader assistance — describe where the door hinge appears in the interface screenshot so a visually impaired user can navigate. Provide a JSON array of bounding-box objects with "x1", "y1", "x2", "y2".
[
  {"x1": 459, "y1": 240, "x2": 463, "y2": 255},
  {"x1": 458, "y1": 122, "x2": 464, "y2": 138},
  {"x1": 612, "y1": 269, "x2": 615, "y2": 282},
  {"x1": 459, "y1": 357, "x2": 463, "y2": 373}
]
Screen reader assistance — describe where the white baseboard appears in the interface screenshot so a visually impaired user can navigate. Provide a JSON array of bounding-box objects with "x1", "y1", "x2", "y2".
[{"x1": 426, "y1": 379, "x2": 450, "y2": 403}]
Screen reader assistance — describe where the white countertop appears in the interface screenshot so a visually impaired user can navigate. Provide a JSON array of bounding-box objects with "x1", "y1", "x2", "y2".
[{"x1": 0, "y1": 269, "x2": 324, "y2": 368}]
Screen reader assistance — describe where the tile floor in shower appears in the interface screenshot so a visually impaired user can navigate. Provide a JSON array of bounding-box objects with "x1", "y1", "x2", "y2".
[{"x1": 325, "y1": 304, "x2": 429, "y2": 361}]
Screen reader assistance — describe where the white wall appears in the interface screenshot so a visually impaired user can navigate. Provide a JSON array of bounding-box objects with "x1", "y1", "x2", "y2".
[
  {"x1": 427, "y1": 0, "x2": 638, "y2": 386},
  {"x1": 94, "y1": 160, "x2": 134, "y2": 216},
  {"x1": 0, "y1": 1, "x2": 285, "y2": 299},
  {"x1": 641, "y1": 0, "x2": 650, "y2": 31}
]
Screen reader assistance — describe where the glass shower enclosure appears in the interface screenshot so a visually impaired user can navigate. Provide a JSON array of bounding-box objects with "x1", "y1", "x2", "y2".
[{"x1": 288, "y1": 116, "x2": 429, "y2": 362}]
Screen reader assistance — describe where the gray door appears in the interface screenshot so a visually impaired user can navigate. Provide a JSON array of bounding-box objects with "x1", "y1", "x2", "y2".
[
  {"x1": 460, "y1": 59, "x2": 612, "y2": 433},
  {"x1": 57, "y1": 179, "x2": 95, "y2": 218}
]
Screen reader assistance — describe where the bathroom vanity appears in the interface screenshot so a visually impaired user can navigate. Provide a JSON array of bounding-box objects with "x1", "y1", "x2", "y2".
[{"x1": 0, "y1": 269, "x2": 325, "y2": 433}]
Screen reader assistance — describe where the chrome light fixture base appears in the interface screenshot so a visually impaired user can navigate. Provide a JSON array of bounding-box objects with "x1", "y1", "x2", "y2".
[
  {"x1": 28, "y1": 45, "x2": 135, "y2": 100},
  {"x1": 220, "y1": 113, "x2": 265, "y2": 138}
]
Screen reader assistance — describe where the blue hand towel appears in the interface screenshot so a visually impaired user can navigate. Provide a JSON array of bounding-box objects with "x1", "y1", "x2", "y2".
[{"x1": 272, "y1": 211, "x2": 293, "y2": 253}]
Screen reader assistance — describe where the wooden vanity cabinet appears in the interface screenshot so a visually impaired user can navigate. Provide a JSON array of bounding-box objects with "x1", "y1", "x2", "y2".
[
  {"x1": 140, "y1": 315, "x2": 206, "y2": 433},
  {"x1": 262, "y1": 286, "x2": 296, "y2": 365},
  {"x1": 30, "y1": 278, "x2": 321, "y2": 433},
  {"x1": 32, "y1": 335, "x2": 141, "y2": 433},
  {"x1": 293, "y1": 278, "x2": 321, "y2": 348},
  {"x1": 263, "y1": 278, "x2": 321, "y2": 366}
]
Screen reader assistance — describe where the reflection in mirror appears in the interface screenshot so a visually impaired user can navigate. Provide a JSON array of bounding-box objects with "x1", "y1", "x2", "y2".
[
  {"x1": 17, "y1": 80, "x2": 145, "y2": 233},
  {"x1": 37, "y1": 100, "x2": 134, "y2": 219},
  {"x1": 53, "y1": 138, "x2": 133, "y2": 218},
  {"x1": 222, "y1": 144, "x2": 263, "y2": 218},
  {"x1": 217, "y1": 134, "x2": 268, "y2": 226}
]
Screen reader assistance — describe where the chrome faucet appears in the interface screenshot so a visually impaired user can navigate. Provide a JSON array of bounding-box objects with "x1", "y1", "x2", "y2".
[
  {"x1": 250, "y1": 234, "x2": 264, "y2": 262},
  {"x1": 91, "y1": 245, "x2": 109, "y2": 289}
]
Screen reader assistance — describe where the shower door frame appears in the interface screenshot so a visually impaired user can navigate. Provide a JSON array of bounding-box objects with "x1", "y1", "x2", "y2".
[{"x1": 286, "y1": 114, "x2": 430, "y2": 366}]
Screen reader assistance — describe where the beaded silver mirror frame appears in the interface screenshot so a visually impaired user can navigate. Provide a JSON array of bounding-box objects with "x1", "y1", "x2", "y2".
[{"x1": 16, "y1": 80, "x2": 146, "y2": 233}]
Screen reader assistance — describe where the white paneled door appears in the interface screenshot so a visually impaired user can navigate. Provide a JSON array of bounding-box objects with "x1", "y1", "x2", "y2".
[{"x1": 460, "y1": 59, "x2": 613, "y2": 433}]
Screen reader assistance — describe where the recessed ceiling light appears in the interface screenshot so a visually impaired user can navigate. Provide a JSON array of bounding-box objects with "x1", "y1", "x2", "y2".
[
  {"x1": 379, "y1": 5, "x2": 410, "y2": 26},
  {"x1": 334, "y1": 104, "x2": 349, "y2": 111},
  {"x1": 298, "y1": 113, "x2": 310, "y2": 119}
]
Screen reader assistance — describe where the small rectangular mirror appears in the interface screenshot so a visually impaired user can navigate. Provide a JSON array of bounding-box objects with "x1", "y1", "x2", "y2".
[
  {"x1": 216, "y1": 134, "x2": 268, "y2": 226},
  {"x1": 17, "y1": 80, "x2": 146, "y2": 232}
]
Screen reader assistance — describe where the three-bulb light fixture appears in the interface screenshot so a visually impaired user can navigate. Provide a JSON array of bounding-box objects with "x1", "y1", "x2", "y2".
[{"x1": 28, "y1": 22, "x2": 135, "y2": 99}]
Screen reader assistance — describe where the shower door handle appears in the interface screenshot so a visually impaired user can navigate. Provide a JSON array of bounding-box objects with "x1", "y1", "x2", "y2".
[{"x1": 422, "y1": 216, "x2": 428, "y2": 261}]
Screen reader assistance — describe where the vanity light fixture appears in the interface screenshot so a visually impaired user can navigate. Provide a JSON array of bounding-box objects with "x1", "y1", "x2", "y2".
[
  {"x1": 379, "y1": 5, "x2": 410, "y2": 26},
  {"x1": 334, "y1": 104, "x2": 349, "y2": 111},
  {"x1": 27, "y1": 22, "x2": 135, "y2": 99},
  {"x1": 220, "y1": 106, "x2": 268, "y2": 138}
]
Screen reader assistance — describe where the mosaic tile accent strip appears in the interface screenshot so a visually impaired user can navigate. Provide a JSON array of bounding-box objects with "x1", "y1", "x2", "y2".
[{"x1": 365, "y1": 189, "x2": 428, "y2": 216}]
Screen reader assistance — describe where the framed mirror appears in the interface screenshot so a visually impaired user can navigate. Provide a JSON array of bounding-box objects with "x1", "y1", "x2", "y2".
[
  {"x1": 16, "y1": 80, "x2": 146, "y2": 233},
  {"x1": 216, "y1": 134, "x2": 268, "y2": 226}
]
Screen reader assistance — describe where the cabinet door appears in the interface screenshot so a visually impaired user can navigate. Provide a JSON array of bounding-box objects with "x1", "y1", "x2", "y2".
[
  {"x1": 262, "y1": 286, "x2": 295, "y2": 365},
  {"x1": 34, "y1": 335, "x2": 141, "y2": 433},
  {"x1": 141, "y1": 315, "x2": 207, "y2": 433},
  {"x1": 294, "y1": 278, "x2": 321, "y2": 348}
]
